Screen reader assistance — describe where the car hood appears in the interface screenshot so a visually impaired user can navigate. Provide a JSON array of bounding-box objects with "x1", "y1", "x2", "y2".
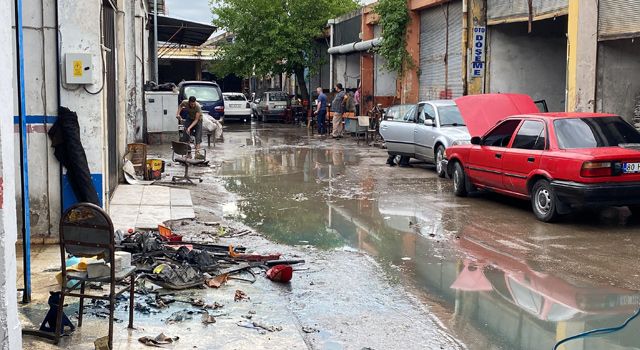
[
  {"x1": 439, "y1": 126, "x2": 470, "y2": 141},
  {"x1": 454, "y1": 94, "x2": 539, "y2": 137}
]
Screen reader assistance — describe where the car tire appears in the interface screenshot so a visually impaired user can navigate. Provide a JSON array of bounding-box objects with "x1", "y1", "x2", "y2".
[
  {"x1": 435, "y1": 145, "x2": 446, "y2": 178},
  {"x1": 531, "y1": 179, "x2": 560, "y2": 222},
  {"x1": 452, "y1": 162, "x2": 468, "y2": 197}
]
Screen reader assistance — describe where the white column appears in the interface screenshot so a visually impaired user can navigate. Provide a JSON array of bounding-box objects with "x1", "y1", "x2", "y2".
[{"x1": 0, "y1": 0, "x2": 23, "y2": 347}]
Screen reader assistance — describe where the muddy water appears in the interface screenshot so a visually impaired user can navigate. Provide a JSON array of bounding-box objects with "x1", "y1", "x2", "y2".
[{"x1": 216, "y1": 126, "x2": 640, "y2": 350}]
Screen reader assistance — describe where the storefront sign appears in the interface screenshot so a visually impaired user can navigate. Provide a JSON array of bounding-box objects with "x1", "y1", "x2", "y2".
[{"x1": 471, "y1": 27, "x2": 486, "y2": 78}]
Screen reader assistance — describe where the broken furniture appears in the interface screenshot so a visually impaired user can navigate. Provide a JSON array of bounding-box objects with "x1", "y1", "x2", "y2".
[
  {"x1": 126, "y1": 143, "x2": 148, "y2": 179},
  {"x1": 56, "y1": 203, "x2": 137, "y2": 350},
  {"x1": 171, "y1": 141, "x2": 206, "y2": 184}
]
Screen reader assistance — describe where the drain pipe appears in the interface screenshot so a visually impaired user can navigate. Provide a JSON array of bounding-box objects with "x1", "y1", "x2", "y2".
[{"x1": 14, "y1": 0, "x2": 32, "y2": 303}]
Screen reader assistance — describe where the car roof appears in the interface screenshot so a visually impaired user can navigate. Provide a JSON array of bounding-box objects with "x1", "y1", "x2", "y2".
[
  {"x1": 223, "y1": 92, "x2": 244, "y2": 95},
  {"x1": 418, "y1": 100, "x2": 457, "y2": 107},
  {"x1": 179, "y1": 81, "x2": 219, "y2": 86},
  {"x1": 509, "y1": 112, "x2": 618, "y2": 120}
]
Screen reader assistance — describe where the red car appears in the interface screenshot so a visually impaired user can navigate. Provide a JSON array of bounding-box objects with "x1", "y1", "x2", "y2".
[{"x1": 443, "y1": 94, "x2": 640, "y2": 222}]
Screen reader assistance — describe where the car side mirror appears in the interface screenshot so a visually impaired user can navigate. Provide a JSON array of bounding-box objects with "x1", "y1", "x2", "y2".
[
  {"x1": 471, "y1": 136, "x2": 482, "y2": 145},
  {"x1": 425, "y1": 118, "x2": 435, "y2": 127}
]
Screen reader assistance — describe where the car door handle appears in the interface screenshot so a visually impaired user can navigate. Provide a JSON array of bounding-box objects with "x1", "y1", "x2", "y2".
[
  {"x1": 495, "y1": 153, "x2": 502, "y2": 159},
  {"x1": 528, "y1": 157, "x2": 535, "y2": 162}
]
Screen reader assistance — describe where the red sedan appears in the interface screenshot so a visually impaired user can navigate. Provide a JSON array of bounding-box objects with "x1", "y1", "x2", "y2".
[{"x1": 443, "y1": 94, "x2": 640, "y2": 222}]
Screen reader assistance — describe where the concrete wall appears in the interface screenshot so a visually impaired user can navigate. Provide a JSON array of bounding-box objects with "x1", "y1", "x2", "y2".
[
  {"x1": 487, "y1": 19, "x2": 567, "y2": 112},
  {"x1": 596, "y1": 39, "x2": 640, "y2": 122},
  {"x1": 1, "y1": 0, "x2": 23, "y2": 346}
]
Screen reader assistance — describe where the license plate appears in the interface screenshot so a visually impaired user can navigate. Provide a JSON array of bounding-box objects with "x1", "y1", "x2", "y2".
[
  {"x1": 230, "y1": 104, "x2": 242, "y2": 108},
  {"x1": 623, "y1": 162, "x2": 640, "y2": 173}
]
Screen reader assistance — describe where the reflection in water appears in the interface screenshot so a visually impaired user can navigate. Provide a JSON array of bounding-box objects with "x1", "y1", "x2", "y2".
[{"x1": 219, "y1": 146, "x2": 640, "y2": 350}]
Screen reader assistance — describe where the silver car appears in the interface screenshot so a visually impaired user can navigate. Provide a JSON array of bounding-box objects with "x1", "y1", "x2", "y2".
[{"x1": 379, "y1": 100, "x2": 469, "y2": 177}]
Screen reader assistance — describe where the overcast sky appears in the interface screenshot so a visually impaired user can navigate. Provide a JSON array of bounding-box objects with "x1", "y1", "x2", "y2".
[
  {"x1": 164, "y1": 0, "x2": 376, "y2": 25},
  {"x1": 165, "y1": 0, "x2": 213, "y2": 24}
]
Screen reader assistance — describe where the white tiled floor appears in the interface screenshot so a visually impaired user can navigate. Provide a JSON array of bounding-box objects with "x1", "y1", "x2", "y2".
[{"x1": 109, "y1": 185, "x2": 195, "y2": 230}]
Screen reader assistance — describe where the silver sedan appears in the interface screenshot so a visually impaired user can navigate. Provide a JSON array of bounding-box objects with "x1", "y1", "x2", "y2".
[{"x1": 379, "y1": 100, "x2": 470, "y2": 177}]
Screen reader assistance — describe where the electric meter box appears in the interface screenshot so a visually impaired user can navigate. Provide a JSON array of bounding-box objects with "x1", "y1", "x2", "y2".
[{"x1": 64, "y1": 53, "x2": 93, "y2": 84}]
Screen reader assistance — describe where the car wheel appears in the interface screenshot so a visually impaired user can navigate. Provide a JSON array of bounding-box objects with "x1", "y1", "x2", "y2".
[
  {"x1": 452, "y1": 162, "x2": 468, "y2": 197},
  {"x1": 531, "y1": 179, "x2": 559, "y2": 222},
  {"x1": 435, "y1": 145, "x2": 446, "y2": 178}
]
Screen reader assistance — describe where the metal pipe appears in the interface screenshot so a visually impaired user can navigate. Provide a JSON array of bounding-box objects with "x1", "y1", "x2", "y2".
[
  {"x1": 329, "y1": 21, "x2": 334, "y2": 89},
  {"x1": 154, "y1": 0, "x2": 158, "y2": 83},
  {"x1": 14, "y1": 0, "x2": 32, "y2": 303}
]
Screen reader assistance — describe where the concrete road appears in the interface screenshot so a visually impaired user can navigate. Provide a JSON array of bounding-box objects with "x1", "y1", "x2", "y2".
[{"x1": 205, "y1": 122, "x2": 640, "y2": 350}]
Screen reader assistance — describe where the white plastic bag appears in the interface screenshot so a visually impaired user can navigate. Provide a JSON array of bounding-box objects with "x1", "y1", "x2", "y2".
[{"x1": 202, "y1": 113, "x2": 215, "y2": 132}]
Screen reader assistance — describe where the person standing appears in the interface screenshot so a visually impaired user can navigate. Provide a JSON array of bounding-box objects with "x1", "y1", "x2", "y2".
[
  {"x1": 314, "y1": 87, "x2": 328, "y2": 135},
  {"x1": 175, "y1": 96, "x2": 204, "y2": 156},
  {"x1": 331, "y1": 83, "x2": 348, "y2": 138},
  {"x1": 354, "y1": 85, "x2": 361, "y2": 116}
]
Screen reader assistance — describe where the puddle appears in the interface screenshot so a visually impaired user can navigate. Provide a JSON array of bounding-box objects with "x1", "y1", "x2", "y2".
[{"x1": 218, "y1": 142, "x2": 640, "y2": 350}]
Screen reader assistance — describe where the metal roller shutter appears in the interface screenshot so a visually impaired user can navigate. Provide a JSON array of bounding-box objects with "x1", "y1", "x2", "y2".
[
  {"x1": 419, "y1": 1, "x2": 463, "y2": 101},
  {"x1": 598, "y1": 0, "x2": 640, "y2": 41},
  {"x1": 487, "y1": 0, "x2": 567, "y2": 24}
]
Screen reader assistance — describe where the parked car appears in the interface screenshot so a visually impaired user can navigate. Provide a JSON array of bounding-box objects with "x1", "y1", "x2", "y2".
[
  {"x1": 255, "y1": 91, "x2": 290, "y2": 122},
  {"x1": 379, "y1": 100, "x2": 470, "y2": 177},
  {"x1": 222, "y1": 92, "x2": 251, "y2": 123},
  {"x1": 443, "y1": 93, "x2": 640, "y2": 222},
  {"x1": 178, "y1": 81, "x2": 224, "y2": 122}
]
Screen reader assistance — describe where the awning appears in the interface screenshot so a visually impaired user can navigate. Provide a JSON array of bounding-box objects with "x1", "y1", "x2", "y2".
[
  {"x1": 328, "y1": 37, "x2": 383, "y2": 55},
  {"x1": 150, "y1": 15, "x2": 217, "y2": 46}
]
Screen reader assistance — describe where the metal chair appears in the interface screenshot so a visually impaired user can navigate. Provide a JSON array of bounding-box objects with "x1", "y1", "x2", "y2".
[
  {"x1": 56, "y1": 203, "x2": 136, "y2": 349},
  {"x1": 172, "y1": 141, "x2": 206, "y2": 184}
]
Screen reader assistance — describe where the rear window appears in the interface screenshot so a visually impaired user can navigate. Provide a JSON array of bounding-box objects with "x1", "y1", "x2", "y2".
[
  {"x1": 224, "y1": 94, "x2": 246, "y2": 101},
  {"x1": 184, "y1": 85, "x2": 220, "y2": 102},
  {"x1": 269, "y1": 93, "x2": 288, "y2": 102},
  {"x1": 554, "y1": 117, "x2": 640, "y2": 149}
]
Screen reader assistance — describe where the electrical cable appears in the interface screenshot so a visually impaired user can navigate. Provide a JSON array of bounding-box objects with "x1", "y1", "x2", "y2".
[
  {"x1": 553, "y1": 308, "x2": 640, "y2": 350},
  {"x1": 84, "y1": 4, "x2": 106, "y2": 95}
]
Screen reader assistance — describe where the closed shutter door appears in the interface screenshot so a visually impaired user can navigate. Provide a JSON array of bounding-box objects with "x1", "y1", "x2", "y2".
[
  {"x1": 598, "y1": 0, "x2": 640, "y2": 41},
  {"x1": 487, "y1": 0, "x2": 567, "y2": 24},
  {"x1": 419, "y1": 1, "x2": 463, "y2": 101}
]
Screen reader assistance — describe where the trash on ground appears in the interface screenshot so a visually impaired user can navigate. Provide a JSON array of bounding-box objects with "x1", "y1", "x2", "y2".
[
  {"x1": 302, "y1": 326, "x2": 320, "y2": 333},
  {"x1": 234, "y1": 290, "x2": 249, "y2": 302},
  {"x1": 138, "y1": 333, "x2": 179, "y2": 347},
  {"x1": 237, "y1": 320, "x2": 283, "y2": 334},
  {"x1": 201, "y1": 311, "x2": 216, "y2": 325},
  {"x1": 165, "y1": 310, "x2": 195, "y2": 324},
  {"x1": 266, "y1": 265, "x2": 293, "y2": 283}
]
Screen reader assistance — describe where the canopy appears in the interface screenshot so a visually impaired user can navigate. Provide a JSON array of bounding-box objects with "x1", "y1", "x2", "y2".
[{"x1": 150, "y1": 15, "x2": 217, "y2": 46}]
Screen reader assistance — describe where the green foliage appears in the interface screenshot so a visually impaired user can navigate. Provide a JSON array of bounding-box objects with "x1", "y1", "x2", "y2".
[
  {"x1": 210, "y1": 0, "x2": 358, "y2": 80},
  {"x1": 374, "y1": 0, "x2": 414, "y2": 75}
]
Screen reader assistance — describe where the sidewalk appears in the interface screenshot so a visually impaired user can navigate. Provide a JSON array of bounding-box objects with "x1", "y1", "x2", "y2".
[{"x1": 109, "y1": 185, "x2": 195, "y2": 230}]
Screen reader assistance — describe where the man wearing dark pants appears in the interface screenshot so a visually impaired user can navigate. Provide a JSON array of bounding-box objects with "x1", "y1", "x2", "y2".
[
  {"x1": 315, "y1": 87, "x2": 327, "y2": 135},
  {"x1": 176, "y1": 96, "x2": 203, "y2": 157}
]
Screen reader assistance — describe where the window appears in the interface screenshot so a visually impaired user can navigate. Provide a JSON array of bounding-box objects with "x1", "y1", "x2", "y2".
[
  {"x1": 403, "y1": 105, "x2": 417, "y2": 122},
  {"x1": 482, "y1": 119, "x2": 521, "y2": 147},
  {"x1": 385, "y1": 105, "x2": 414, "y2": 121},
  {"x1": 184, "y1": 85, "x2": 220, "y2": 102},
  {"x1": 420, "y1": 104, "x2": 436, "y2": 124},
  {"x1": 438, "y1": 106, "x2": 465, "y2": 126},
  {"x1": 554, "y1": 117, "x2": 640, "y2": 149},
  {"x1": 224, "y1": 94, "x2": 246, "y2": 101},
  {"x1": 268, "y1": 93, "x2": 288, "y2": 102},
  {"x1": 512, "y1": 120, "x2": 546, "y2": 150}
]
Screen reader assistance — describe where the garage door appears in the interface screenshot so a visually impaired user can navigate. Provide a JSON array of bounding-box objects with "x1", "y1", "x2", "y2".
[
  {"x1": 419, "y1": 1, "x2": 463, "y2": 101},
  {"x1": 487, "y1": 0, "x2": 567, "y2": 24},
  {"x1": 598, "y1": 0, "x2": 640, "y2": 41}
]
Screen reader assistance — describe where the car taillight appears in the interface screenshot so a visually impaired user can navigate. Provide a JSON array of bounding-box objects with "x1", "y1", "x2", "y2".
[
  {"x1": 214, "y1": 106, "x2": 224, "y2": 113},
  {"x1": 581, "y1": 161, "x2": 612, "y2": 177}
]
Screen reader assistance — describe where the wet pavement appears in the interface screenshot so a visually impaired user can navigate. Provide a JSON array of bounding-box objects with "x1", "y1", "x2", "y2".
[
  {"x1": 208, "y1": 123, "x2": 640, "y2": 349},
  {"x1": 21, "y1": 122, "x2": 640, "y2": 349}
]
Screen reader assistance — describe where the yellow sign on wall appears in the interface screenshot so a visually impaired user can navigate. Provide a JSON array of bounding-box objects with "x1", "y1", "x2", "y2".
[{"x1": 73, "y1": 60, "x2": 83, "y2": 77}]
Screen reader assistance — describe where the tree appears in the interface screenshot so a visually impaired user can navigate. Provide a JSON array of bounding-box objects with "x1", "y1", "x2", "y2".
[{"x1": 211, "y1": 0, "x2": 358, "y2": 99}]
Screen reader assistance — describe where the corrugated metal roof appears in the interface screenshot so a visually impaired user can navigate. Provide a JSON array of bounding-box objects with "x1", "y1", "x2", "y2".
[
  {"x1": 487, "y1": 0, "x2": 567, "y2": 24},
  {"x1": 599, "y1": 0, "x2": 640, "y2": 40}
]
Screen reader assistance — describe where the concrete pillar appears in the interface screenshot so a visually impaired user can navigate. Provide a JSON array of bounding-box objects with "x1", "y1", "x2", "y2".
[
  {"x1": 1, "y1": 0, "x2": 23, "y2": 347},
  {"x1": 466, "y1": 0, "x2": 487, "y2": 95},
  {"x1": 399, "y1": 8, "x2": 420, "y2": 104},
  {"x1": 566, "y1": 0, "x2": 598, "y2": 112}
]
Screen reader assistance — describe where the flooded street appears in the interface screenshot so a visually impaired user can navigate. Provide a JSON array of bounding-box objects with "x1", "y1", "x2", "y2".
[{"x1": 210, "y1": 123, "x2": 640, "y2": 350}]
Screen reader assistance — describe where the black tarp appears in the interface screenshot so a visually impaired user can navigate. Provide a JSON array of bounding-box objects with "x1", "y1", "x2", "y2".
[{"x1": 49, "y1": 107, "x2": 100, "y2": 206}]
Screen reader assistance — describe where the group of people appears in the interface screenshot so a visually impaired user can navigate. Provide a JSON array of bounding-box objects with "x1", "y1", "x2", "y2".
[{"x1": 313, "y1": 83, "x2": 360, "y2": 138}]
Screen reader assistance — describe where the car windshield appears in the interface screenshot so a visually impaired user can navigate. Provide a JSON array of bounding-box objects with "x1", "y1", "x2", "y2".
[
  {"x1": 224, "y1": 94, "x2": 246, "y2": 101},
  {"x1": 438, "y1": 105, "x2": 465, "y2": 126},
  {"x1": 184, "y1": 85, "x2": 220, "y2": 102},
  {"x1": 269, "y1": 93, "x2": 288, "y2": 102},
  {"x1": 554, "y1": 117, "x2": 640, "y2": 149}
]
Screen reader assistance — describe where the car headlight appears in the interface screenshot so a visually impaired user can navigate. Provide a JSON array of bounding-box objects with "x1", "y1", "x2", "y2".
[{"x1": 452, "y1": 139, "x2": 471, "y2": 146}]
